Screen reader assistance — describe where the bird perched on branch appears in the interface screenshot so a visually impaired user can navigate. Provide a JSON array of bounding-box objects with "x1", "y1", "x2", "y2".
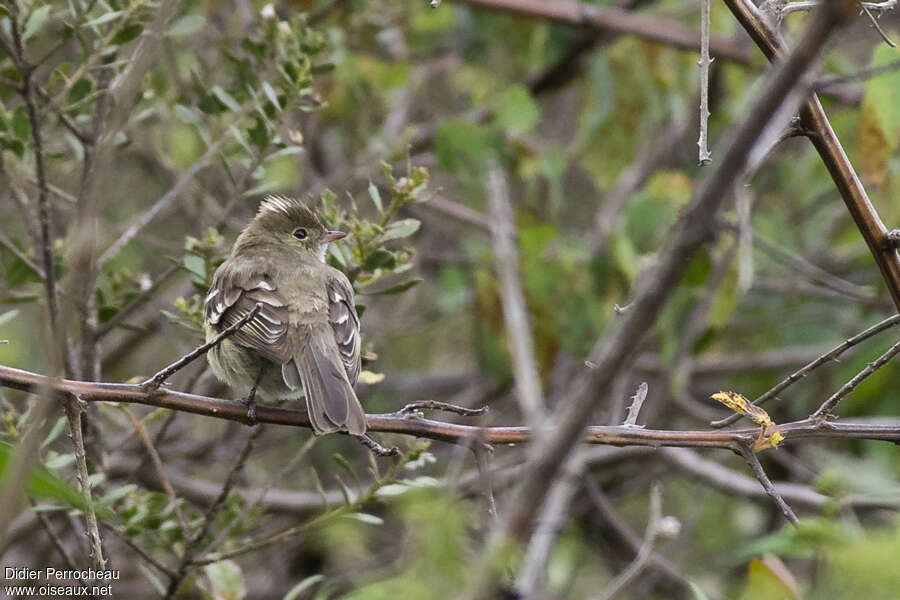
[{"x1": 203, "y1": 195, "x2": 365, "y2": 435}]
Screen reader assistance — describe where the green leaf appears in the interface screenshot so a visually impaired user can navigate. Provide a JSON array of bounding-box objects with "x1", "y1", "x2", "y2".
[
  {"x1": 204, "y1": 560, "x2": 246, "y2": 600},
  {"x1": 368, "y1": 181, "x2": 383, "y2": 212},
  {"x1": 11, "y1": 106, "x2": 30, "y2": 141},
  {"x1": 494, "y1": 85, "x2": 539, "y2": 135},
  {"x1": 23, "y1": 5, "x2": 52, "y2": 40},
  {"x1": 359, "y1": 279, "x2": 422, "y2": 296},
  {"x1": 283, "y1": 575, "x2": 324, "y2": 600},
  {"x1": 262, "y1": 80, "x2": 281, "y2": 111},
  {"x1": 379, "y1": 218, "x2": 421, "y2": 242},
  {"x1": 211, "y1": 85, "x2": 241, "y2": 112},
  {"x1": 183, "y1": 254, "x2": 205, "y2": 280},
  {"x1": 168, "y1": 14, "x2": 206, "y2": 38},
  {"x1": 344, "y1": 512, "x2": 384, "y2": 526},
  {"x1": 83, "y1": 10, "x2": 124, "y2": 28},
  {"x1": 68, "y1": 78, "x2": 93, "y2": 104},
  {"x1": 111, "y1": 23, "x2": 143, "y2": 45},
  {"x1": 362, "y1": 249, "x2": 396, "y2": 272}
]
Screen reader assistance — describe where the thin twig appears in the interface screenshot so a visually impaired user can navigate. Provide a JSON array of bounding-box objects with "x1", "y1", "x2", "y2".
[
  {"x1": 398, "y1": 400, "x2": 489, "y2": 417},
  {"x1": 98, "y1": 133, "x2": 232, "y2": 267},
  {"x1": 0, "y1": 231, "x2": 44, "y2": 279},
  {"x1": 859, "y1": 3, "x2": 896, "y2": 47},
  {"x1": 119, "y1": 405, "x2": 189, "y2": 536},
  {"x1": 712, "y1": 314, "x2": 900, "y2": 427},
  {"x1": 141, "y1": 304, "x2": 261, "y2": 390},
  {"x1": 354, "y1": 434, "x2": 400, "y2": 456},
  {"x1": 96, "y1": 262, "x2": 181, "y2": 338},
  {"x1": 165, "y1": 426, "x2": 262, "y2": 598},
  {"x1": 594, "y1": 482, "x2": 664, "y2": 600},
  {"x1": 63, "y1": 397, "x2": 107, "y2": 570},
  {"x1": 30, "y1": 504, "x2": 90, "y2": 588},
  {"x1": 698, "y1": 0, "x2": 713, "y2": 165},
  {"x1": 739, "y1": 443, "x2": 799, "y2": 524},
  {"x1": 516, "y1": 451, "x2": 587, "y2": 597},
  {"x1": 810, "y1": 336, "x2": 900, "y2": 421},
  {"x1": 102, "y1": 524, "x2": 176, "y2": 579},
  {"x1": 623, "y1": 382, "x2": 648, "y2": 427},
  {"x1": 486, "y1": 164, "x2": 546, "y2": 428}
]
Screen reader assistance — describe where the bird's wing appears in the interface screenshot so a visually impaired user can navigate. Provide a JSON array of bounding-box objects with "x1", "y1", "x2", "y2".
[
  {"x1": 326, "y1": 271, "x2": 361, "y2": 386},
  {"x1": 204, "y1": 262, "x2": 291, "y2": 364}
]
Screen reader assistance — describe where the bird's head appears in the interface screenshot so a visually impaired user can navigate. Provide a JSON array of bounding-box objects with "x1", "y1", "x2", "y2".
[{"x1": 239, "y1": 195, "x2": 346, "y2": 261}]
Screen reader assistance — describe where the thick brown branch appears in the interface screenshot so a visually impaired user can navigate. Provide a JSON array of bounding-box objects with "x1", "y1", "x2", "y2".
[
  {"x1": 722, "y1": 0, "x2": 900, "y2": 311},
  {"x1": 3, "y1": 365, "x2": 900, "y2": 448}
]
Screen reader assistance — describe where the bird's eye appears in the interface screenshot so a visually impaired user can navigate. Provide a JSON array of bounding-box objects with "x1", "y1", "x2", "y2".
[{"x1": 292, "y1": 228, "x2": 308, "y2": 240}]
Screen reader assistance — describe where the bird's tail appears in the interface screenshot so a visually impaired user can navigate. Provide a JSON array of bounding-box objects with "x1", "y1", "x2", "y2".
[{"x1": 282, "y1": 326, "x2": 366, "y2": 436}]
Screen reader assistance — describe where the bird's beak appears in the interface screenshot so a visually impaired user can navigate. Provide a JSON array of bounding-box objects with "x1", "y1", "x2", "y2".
[{"x1": 319, "y1": 230, "x2": 347, "y2": 244}]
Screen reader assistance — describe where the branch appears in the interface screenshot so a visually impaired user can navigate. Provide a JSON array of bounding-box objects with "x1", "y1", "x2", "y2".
[
  {"x1": 712, "y1": 314, "x2": 900, "y2": 427},
  {"x1": 499, "y1": 0, "x2": 851, "y2": 547},
  {"x1": 595, "y1": 482, "x2": 668, "y2": 600},
  {"x1": 486, "y1": 165, "x2": 546, "y2": 427},
  {"x1": 697, "y1": 0, "x2": 713, "y2": 165},
  {"x1": 810, "y1": 336, "x2": 900, "y2": 421},
  {"x1": 141, "y1": 304, "x2": 262, "y2": 390},
  {"x1": 722, "y1": 0, "x2": 900, "y2": 312},
  {"x1": 5, "y1": 366, "x2": 900, "y2": 448},
  {"x1": 739, "y1": 443, "x2": 799, "y2": 524},
  {"x1": 448, "y1": 0, "x2": 752, "y2": 64}
]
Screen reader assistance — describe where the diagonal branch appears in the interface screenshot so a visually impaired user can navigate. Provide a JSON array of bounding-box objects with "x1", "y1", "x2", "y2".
[
  {"x1": 497, "y1": 0, "x2": 853, "y2": 549},
  {"x1": 712, "y1": 314, "x2": 900, "y2": 427},
  {"x1": 722, "y1": 0, "x2": 900, "y2": 312}
]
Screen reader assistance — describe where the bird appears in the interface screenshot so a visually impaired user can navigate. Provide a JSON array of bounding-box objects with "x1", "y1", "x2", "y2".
[{"x1": 203, "y1": 195, "x2": 366, "y2": 435}]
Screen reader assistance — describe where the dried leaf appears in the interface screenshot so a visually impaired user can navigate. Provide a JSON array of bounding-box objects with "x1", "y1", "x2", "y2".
[
  {"x1": 711, "y1": 391, "x2": 772, "y2": 427},
  {"x1": 754, "y1": 430, "x2": 785, "y2": 452}
]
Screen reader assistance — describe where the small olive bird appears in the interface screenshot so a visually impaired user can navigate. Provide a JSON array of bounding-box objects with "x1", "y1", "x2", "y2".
[{"x1": 204, "y1": 195, "x2": 366, "y2": 435}]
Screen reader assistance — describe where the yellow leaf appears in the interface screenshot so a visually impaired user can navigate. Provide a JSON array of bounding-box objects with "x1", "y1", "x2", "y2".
[
  {"x1": 711, "y1": 391, "x2": 772, "y2": 427},
  {"x1": 754, "y1": 430, "x2": 785, "y2": 452}
]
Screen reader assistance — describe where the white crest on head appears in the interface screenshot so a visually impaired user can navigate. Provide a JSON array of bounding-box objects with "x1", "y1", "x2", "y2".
[{"x1": 260, "y1": 195, "x2": 294, "y2": 216}]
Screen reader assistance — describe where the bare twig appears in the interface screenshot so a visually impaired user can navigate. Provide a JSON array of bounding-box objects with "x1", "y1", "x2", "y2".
[
  {"x1": 723, "y1": 0, "x2": 900, "y2": 311},
  {"x1": 0, "y1": 231, "x2": 44, "y2": 279},
  {"x1": 698, "y1": 0, "x2": 713, "y2": 165},
  {"x1": 96, "y1": 263, "x2": 181, "y2": 338},
  {"x1": 739, "y1": 443, "x2": 799, "y2": 524},
  {"x1": 810, "y1": 336, "x2": 900, "y2": 421},
  {"x1": 30, "y1": 505, "x2": 90, "y2": 588},
  {"x1": 486, "y1": 165, "x2": 546, "y2": 427},
  {"x1": 354, "y1": 434, "x2": 400, "y2": 456},
  {"x1": 860, "y1": 3, "x2": 896, "y2": 47},
  {"x1": 63, "y1": 397, "x2": 107, "y2": 570},
  {"x1": 448, "y1": 0, "x2": 752, "y2": 64},
  {"x1": 398, "y1": 400, "x2": 489, "y2": 417},
  {"x1": 141, "y1": 304, "x2": 262, "y2": 390},
  {"x1": 119, "y1": 405, "x2": 189, "y2": 536},
  {"x1": 712, "y1": 314, "x2": 900, "y2": 427},
  {"x1": 623, "y1": 382, "x2": 648, "y2": 427},
  {"x1": 594, "y1": 482, "x2": 666, "y2": 600},
  {"x1": 165, "y1": 426, "x2": 262, "y2": 598},
  {"x1": 98, "y1": 133, "x2": 231, "y2": 267},
  {"x1": 516, "y1": 451, "x2": 587, "y2": 597}
]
